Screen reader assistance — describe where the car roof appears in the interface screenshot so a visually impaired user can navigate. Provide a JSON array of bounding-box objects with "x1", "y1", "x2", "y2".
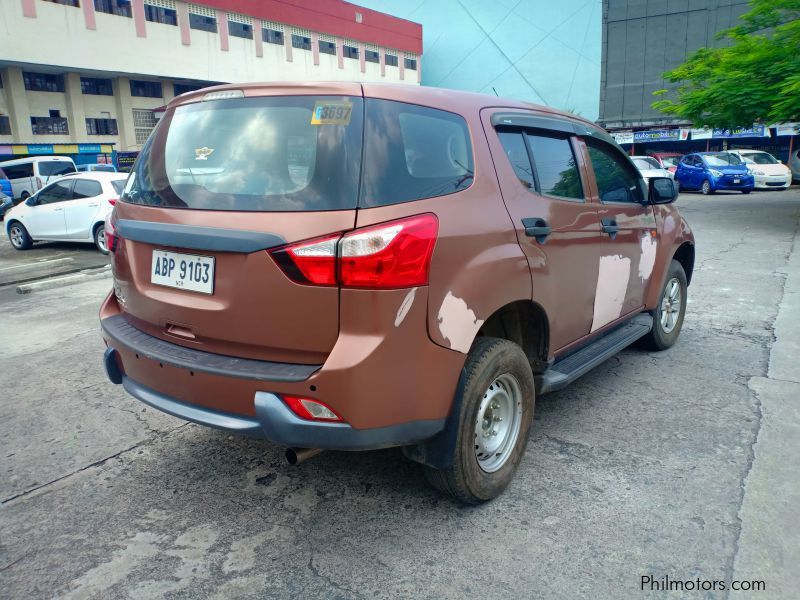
[
  {"x1": 165, "y1": 81, "x2": 603, "y2": 135},
  {"x1": 60, "y1": 171, "x2": 126, "y2": 181}
]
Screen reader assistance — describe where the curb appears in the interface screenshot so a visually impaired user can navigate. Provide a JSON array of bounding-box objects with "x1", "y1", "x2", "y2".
[{"x1": 16, "y1": 265, "x2": 112, "y2": 294}]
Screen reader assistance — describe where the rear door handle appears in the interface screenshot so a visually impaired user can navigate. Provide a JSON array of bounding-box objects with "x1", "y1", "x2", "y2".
[
  {"x1": 601, "y1": 218, "x2": 619, "y2": 238},
  {"x1": 522, "y1": 217, "x2": 551, "y2": 244}
]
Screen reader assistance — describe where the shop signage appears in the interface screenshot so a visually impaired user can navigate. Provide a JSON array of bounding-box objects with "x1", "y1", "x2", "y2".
[
  {"x1": 712, "y1": 125, "x2": 769, "y2": 138},
  {"x1": 775, "y1": 123, "x2": 799, "y2": 136},
  {"x1": 690, "y1": 128, "x2": 713, "y2": 140},
  {"x1": 612, "y1": 131, "x2": 634, "y2": 144},
  {"x1": 117, "y1": 151, "x2": 139, "y2": 172}
]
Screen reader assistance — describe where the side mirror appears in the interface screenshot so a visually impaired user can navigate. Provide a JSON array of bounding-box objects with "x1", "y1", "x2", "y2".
[{"x1": 649, "y1": 177, "x2": 678, "y2": 204}]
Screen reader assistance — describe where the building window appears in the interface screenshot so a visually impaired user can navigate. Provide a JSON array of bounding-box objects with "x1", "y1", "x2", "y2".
[
  {"x1": 404, "y1": 58, "x2": 417, "y2": 70},
  {"x1": 31, "y1": 116, "x2": 69, "y2": 135},
  {"x1": 94, "y1": 0, "x2": 132, "y2": 17},
  {"x1": 174, "y1": 83, "x2": 202, "y2": 96},
  {"x1": 343, "y1": 45, "x2": 359, "y2": 59},
  {"x1": 86, "y1": 118, "x2": 119, "y2": 136},
  {"x1": 319, "y1": 40, "x2": 336, "y2": 55},
  {"x1": 228, "y1": 21, "x2": 253, "y2": 39},
  {"x1": 385, "y1": 54, "x2": 398, "y2": 67},
  {"x1": 291, "y1": 34, "x2": 311, "y2": 50},
  {"x1": 42, "y1": 0, "x2": 80, "y2": 6},
  {"x1": 0, "y1": 73, "x2": 3, "y2": 88},
  {"x1": 81, "y1": 77, "x2": 113, "y2": 96},
  {"x1": 130, "y1": 80, "x2": 162, "y2": 98},
  {"x1": 189, "y1": 13, "x2": 216, "y2": 32},
  {"x1": 0, "y1": 116, "x2": 11, "y2": 136},
  {"x1": 365, "y1": 50, "x2": 379, "y2": 64},
  {"x1": 263, "y1": 28, "x2": 283, "y2": 45},
  {"x1": 144, "y1": 5, "x2": 177, "y2": 25},
  {"x1": 133, "y1": 109, "x2": 156, "y2": 145},
  {"x1": 23, "y1": 72, "x2": 65, "y2": 93}
]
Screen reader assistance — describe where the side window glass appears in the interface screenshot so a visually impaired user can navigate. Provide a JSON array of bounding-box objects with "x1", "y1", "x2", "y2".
[
  {"x1": 38, "y1": 180, "x2": 73, "y2": 205},
  {"x1": 587, "y1": 143, "x2": 644, "y2": 204},
  {"x1": 72, "y1": 179, "x2": 103, "y2": 199},
  {"x1": 497, "y1": 131, "x2": 534, "y2": 188},
  {"x1": 526, "y1": 134, "x2": 583, "y2": 200},
  {"x1": 360, "y1": 99, "x2": 474, "y2": 207}
]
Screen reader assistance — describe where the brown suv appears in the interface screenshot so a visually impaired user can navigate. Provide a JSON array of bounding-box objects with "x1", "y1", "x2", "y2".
[{"x1": 100, "y1": 83, "x2": 694, "y2": 504}]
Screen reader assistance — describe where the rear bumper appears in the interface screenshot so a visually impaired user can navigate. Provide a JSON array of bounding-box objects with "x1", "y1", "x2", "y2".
[{"x1": 108, "y1": 361, "x2": 444, "y2": 450}]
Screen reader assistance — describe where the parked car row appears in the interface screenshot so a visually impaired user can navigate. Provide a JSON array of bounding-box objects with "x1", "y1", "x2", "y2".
[{"x1": 630, "y1": 149, "x2": 794, "y2": 195}]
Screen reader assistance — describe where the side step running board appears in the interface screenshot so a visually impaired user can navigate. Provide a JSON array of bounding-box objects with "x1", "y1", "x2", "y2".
[{"x1": 535, "y1": 313, "x2": 653, "y2": 394}]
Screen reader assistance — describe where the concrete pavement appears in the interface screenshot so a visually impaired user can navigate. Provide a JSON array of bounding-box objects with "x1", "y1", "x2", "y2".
[{"x1": 1, "y1": 189, "x2": 798, "y2": 599}]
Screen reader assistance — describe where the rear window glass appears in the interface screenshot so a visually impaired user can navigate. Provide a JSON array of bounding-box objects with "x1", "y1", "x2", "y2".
[
  {"x1": 39, "y1": 161, "x2": 76, "y2": 176},
  {"x1": 0, "y1": 168, "x2": 6, "y2": 179},
  {"x1": 111, "y1": 180, "x2": 126, "y2": 195},
  {"x1": 123, "y1": 96, "x2": 363, "y2": 211},
  {"x1": 360, "y1": 99, "x2": 473, "y2": 207},
  {"x1": 93, "y1": 164, "x2": 117, "y2": 172}
]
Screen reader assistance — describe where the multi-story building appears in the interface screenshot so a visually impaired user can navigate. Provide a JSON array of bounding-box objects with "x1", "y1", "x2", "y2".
[
  {"x1": 597, "y1": 0, "x2": 797, "y2": 159},
  {"x1": 0, "y1": 0, "x2": 422, "y2": 167}
]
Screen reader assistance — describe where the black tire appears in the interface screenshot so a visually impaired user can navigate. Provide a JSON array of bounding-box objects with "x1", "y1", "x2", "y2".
[
  {"x1": 701, "y1": 180, "x2": 714, "y2": 195},
  {"x1": 741, "y1": 189, "x2": 751, "y2": 194},
  {"x1": 423, "y1": 337, "x2": 535, "y2": 504},
  {"x1": 7, "y1": 221, "x2": 33, "y2": 250},
  {"x1": 93, "y1": 223, "x2": 109, "y2": 254},
  {"x1": 20, "y1": 191, "x2": 30, "y2": 200},
  {"x1": 637, "y1": 259, "x2": 687, "y2": 351}
]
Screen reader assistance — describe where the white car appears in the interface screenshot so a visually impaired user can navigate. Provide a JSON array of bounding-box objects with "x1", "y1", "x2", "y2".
[
  {"x1": 631, "y1": 155, "x2": 673, "y2": 183},
  {"x1": 732, "y1": 150, "x2": 792, "y2": 190},
  {"x1": 5, "y1": 171, "x2": 127, "y2": 254}
]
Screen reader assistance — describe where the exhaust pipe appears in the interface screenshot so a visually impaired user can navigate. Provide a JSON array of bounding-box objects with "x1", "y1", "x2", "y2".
[{"x1": 285, "y1": 447, "x2": 323, "y2": 466}]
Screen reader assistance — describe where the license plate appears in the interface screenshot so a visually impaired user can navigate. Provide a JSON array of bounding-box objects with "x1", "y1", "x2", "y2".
[
  {"x1": 733, "y1": 178, "x2": 740, "y2": 183},
  {"x1": 151, "y1": 249, "x2": 214, "y2": 294}
]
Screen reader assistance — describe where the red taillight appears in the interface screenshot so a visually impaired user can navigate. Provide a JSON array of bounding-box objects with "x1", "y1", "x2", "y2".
[
  {"x1": 269, "y1": 214, "x2": 438, "y2": 290},
  {"x1": 282, "y1": 395, "x2": 343, "y2": 422},
  {"x1": 270, "y1": 234, "x2": 339, "y2": 286},
  {"x1": 108, "y1": 198, "x2": 117, "y2": 206},
  {"x1": 105, "y1": 217, "x2": 117, "y2": 252},
  {"x1": 340, "y1": 214, "x2": 438, "y2": 289}
]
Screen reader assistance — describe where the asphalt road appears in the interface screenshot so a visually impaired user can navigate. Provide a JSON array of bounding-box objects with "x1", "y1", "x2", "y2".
[
  {"x1": 1, "y1": 189, "x2": 798, "y2": 599},
  {"x1": 0, "y1": 220, "x2": 109, "y2": 287}
]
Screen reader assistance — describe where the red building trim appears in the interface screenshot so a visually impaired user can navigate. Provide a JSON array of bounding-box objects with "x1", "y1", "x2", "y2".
[
  {"x1": 218, "y1": 10, "x2": 229, "y2": 51},
  {"x1": 193, "y1": 0, "x2": 422, "y2": 55},
  {"x1": 21, "y1": 0, "x2": 36, "y2": 18},
  {"x1": 177, "y1": 2, "x2": 191, "y2": 46},
  {"x1": 132, "y1": 0, "x2": 147, "y2": 38},
  {"x1": 82, "y1": 0, "x2": 96, "y2": 30}
]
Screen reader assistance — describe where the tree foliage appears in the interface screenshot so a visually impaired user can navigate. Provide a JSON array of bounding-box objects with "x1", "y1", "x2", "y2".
[{"x1": 651, "y1": 0, "x2": 800, "y2": 127}]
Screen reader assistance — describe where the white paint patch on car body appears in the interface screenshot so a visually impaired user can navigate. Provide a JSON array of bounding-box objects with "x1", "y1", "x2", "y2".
[
  {"x1": 639, "y1": 234, "x2": 657, "y2": 281},
  {"x1": 437, "y1": 291, "x2": 485, "y2": 353},
  {"x1": 591, "y1": 255, "x2": 632, "y2": 332},
  {"x1": 394, "y1": 288, "x2": 417, "y2": 327}
]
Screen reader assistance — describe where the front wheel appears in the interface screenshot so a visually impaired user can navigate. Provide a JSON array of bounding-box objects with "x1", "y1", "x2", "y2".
[
  {"x1": 8, "y1": 221, "x2": 33, "y2": 250},
  {"x1": 701, "y1": 180, "x2": 714, "y2": 195},
  {"x1": 637, "y1": 259, "x2": 687, "y2": 351},
  {"x1": 423, "y1": 337, "x2": 535, "y2": 504}
]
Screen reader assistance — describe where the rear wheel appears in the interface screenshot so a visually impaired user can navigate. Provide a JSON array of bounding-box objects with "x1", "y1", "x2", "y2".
[
  {"x1": 423, "y1": 337, "x2": 535, "y2": 504},
  {"x1": 8, "y1": 221, "x2": 33, "y2": 250},
  {"x1": 741, "y1": 189, "x2": 751, "y2": 194},
  {"x1": 94, "y1": 223, "x2": 109, "y2": 254},
  {"x1": 701, "y1": 180, "x2": 714, "y2": 195},
  {"x1": 637, "y1": 259, "x2": 687, "y2": 351}
]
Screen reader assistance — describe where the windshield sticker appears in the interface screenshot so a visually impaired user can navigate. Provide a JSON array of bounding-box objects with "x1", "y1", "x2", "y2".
[
  {"x1": 195, "y1": 147, "x2": 214, "y2": 161},
  {"x1": 311, "y1": 101, "x2": 353, "y2": 125}
]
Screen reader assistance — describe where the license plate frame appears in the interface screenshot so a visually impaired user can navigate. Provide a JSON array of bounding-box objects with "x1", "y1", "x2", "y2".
[
  {"x1": 733, "y1": 178, "x2": 740, "y2": 184},
  {"x1": 151, "y1": 249, "x2": 215, "y2": 295}
]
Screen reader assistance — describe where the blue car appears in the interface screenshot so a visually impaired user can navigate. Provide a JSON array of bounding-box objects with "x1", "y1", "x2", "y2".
[
  {"x1": 0, "y1": 192, "x2": 12, "y2": 220},
  {"x1": 0, "y1": 167, "x2": 12, "y2": 199},
  {"x1": 675, "y1": 151, "x2": 754, "y2": 195}
]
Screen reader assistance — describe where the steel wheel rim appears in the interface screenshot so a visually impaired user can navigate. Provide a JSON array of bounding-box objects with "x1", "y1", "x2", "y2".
[
  {"x1": 10, "y1": 226, "x2": 23, "y2": 248},
  {"x1": 660, "y1": 277, "x2": 682, "y2": 334},
  {"x1": 474, "y1": 373, "x2": 523, "y2": 473},
  {"x1": 702, "y1": 181, "x2": 710, "y2": 194},
  {"x1": 97, "y1": 229, "x2": 107, "y2": 252}
]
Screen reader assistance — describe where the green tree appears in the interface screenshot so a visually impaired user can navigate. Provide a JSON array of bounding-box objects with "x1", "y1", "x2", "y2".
[{"x1": 651, "y1": 0, "x2": 800, "y2": 127}]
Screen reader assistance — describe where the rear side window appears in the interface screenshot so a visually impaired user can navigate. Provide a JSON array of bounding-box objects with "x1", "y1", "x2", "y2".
[
  {"x1": 497, "y1": 131, "x2": 534, "y2": 188},
  {"x1": 526, "y1": 134, "x2": 583, "y2": 200},
  {"x1": 73, "y1": 179, "x2": 103, "y2": 199},
  {"x1": 360, "y1": 99, "x2": 473, "y2": 207},
  {"x1": 39, "y1": 161, "x2": 76, "y2": 177},
  {"x1": 123, "y1": 96, "x2": 363, "y2": 211},
  {"x1": 586, "y1": 141, "x2": 645, "y2": 204},
  {"x1": 2, "y1": 163, "x2": 34, "y2": 179}
]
